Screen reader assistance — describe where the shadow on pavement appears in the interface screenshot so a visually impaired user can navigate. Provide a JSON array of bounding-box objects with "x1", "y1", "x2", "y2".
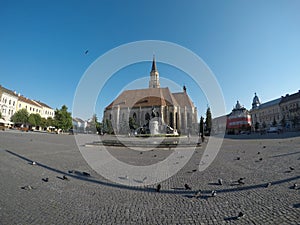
[{"x1": 5, "y1": 149, "x2": 300, "y2": 196}]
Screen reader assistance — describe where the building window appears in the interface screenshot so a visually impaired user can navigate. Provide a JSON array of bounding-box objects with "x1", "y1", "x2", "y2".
[
  {"x1": 145, "y1": 113, "x2": 150, "y2": 122},
  {"x1": 169, "y1": 112, "x2": 174, "y2": 128}
]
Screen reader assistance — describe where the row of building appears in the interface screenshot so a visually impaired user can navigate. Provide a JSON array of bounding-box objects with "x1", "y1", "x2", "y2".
[
  {"x1": 0, "y1": 85, "x2": 55, "y2": 125},
  {"x1": 213, "y1": 91, "x2": 300, "y2": 134}
]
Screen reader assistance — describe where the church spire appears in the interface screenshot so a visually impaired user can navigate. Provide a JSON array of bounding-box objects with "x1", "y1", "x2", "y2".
[
  {"x1": 149, "y1": 55, "x2": 160, "y2": 88},
  {"x1": 151, "y1": 55, "x2": 158, "y2": 72}
]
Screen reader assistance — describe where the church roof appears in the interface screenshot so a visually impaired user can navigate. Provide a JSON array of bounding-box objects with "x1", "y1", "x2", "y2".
[
  {"x1": 172, "y1": 92, "x2": 195, "y2": 108},
  {"x1": 105, "y1": 87, "x2": 196, "y2": 110},
  {"x1": 105, "y1": 87, "x2": 177, "y2": 109}
]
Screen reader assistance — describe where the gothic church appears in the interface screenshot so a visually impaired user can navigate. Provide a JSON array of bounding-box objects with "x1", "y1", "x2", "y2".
[{"x1": 103, "y1": 57, "x2": 198, "y2": 135}]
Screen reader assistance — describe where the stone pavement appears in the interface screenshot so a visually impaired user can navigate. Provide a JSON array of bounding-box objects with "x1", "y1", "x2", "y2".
[{"x1": 0, "y1": 131, "x2": 299, "y2": 225}]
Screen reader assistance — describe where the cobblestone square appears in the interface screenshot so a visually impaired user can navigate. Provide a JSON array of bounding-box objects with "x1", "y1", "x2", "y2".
[{"x1": 0, "y1": 131, "x2": 299, "y2": 225}]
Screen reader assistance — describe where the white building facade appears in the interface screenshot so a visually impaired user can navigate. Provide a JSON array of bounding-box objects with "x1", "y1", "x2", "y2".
[
  {"x1": 0, "y1": 84, "x2": 55, "y2": 123},
  {"x1": 0, "y1": 86, "x2": 18, "y2": 122}
]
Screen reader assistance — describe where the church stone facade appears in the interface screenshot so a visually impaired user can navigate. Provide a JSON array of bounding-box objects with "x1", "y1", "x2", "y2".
[{"x1": 103, "y1": 57, "x2": 198, "y2": 135}]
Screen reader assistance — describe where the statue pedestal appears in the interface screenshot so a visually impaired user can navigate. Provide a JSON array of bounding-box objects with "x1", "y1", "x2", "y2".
[{"x1": 149, "y1": 120, "x2": 159, "y2": 135}]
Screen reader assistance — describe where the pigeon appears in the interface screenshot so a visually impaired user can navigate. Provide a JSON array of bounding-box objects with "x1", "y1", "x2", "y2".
[
  {"x1": 62, "y1": 175, "x2": 69, "y2": 181},
  {"x1": 236, "y1": 157, "x2": 240, "y2": 160},
  {"x1": 31, "y1": 161, "x2": 37, "y2": 165},
  {"x1": 84, "y1": 50, "x2": 89, "y2": 55},
  {"x1": 119, "y1": 175, "x2": 128, "y2": 180},
  {"x1": 238, "y1": 178, "x2": 245, "y2": 185},
  {"x1": 266, "y1": 182, "x2": 272, "y2": 188},
  {"x1": 289, "y1": 167, "x2": 295, "y2": 171},
  {"x1": 211, "y1": 190, "x2": 217, "y2": 197},
  {"x1": 192, "y1": 169, "x2": 197, "y2": 172},
  {"x1": 257, "y1": 152, "x2": 261, "y2": 154},
  {"x1": 259, "y1": 158, "x2": 263, "y2": 161},
  {"x1": 42, "y1": 178, "x2": 49, "y2": 182},
  {"x1": 153, "y1": 155, "x2": 157, "y2": 157},
  {"x1": 142, "y1": 176, "x2": 147, "y2": 182},
  {"x1": 193, "y1": 189, "x2": 201, "y2": 198},
  {"x1": 184, "y1": 183, "x2": 192, "y2": 190},
  {"x1": 263, "y1": 146, "x2": 266, "y2": 148},
  {"x1": 237, "y1": 212, "x2": 245, "y2": 219},
  {"x1": 140, "y1": 152, "x2": 143, "y2": 154},
  {"x1": 218, "y1": 178, "x2": 223, "y2": 185},
  {"x1": 21, "y1": 185, "x2": 34, "y2": 190},
  {"x1": 82, "y1": 172, "x2": 91, "y2": 177},
  {"x1": 293, "y1": 183, "x2": 298, "y2": 189},
  {"x1": 156, "y1": 184, "x2": 161, "y2": 192}
]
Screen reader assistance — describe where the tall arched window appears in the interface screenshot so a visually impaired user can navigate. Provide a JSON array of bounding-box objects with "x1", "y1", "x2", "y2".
[
  {"x1": 169, "y1": 112, "x2": 174, "y2": 128},
  {"x1": 145, "y1": 113, "x2": 150, "y2": 121},
  {"x1": 175, "y1": 112, "x2": 179, "y2": 130}
]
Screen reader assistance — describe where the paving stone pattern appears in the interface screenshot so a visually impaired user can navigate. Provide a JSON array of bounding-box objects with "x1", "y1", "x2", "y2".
[{"x1": 0, "y1": 131, "x2": 299, "y2": 225}]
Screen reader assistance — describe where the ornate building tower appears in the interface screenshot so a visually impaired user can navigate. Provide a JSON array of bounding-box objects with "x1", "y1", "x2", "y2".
[
  {"x1": 149, "y1": 56, "x2": 160, "y2": 88},
  {"x1": 252, "y1": 93, "x2": 261, "y2": 109}
]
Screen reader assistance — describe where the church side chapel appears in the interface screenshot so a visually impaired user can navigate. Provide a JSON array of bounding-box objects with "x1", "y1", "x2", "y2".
[{"x1": 103, "y1": 57, "x2": 198, "y2": 135}]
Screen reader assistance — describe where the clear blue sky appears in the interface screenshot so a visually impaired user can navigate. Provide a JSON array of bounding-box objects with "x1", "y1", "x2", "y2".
[{"x1": 1, "y1": 1, "x2": 300, "y2": 120}]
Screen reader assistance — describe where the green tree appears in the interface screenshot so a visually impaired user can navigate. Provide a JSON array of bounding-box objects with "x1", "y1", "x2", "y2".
[
  {"x1": 54, "y1": 105, "x2": 72, "y2": 131},
  {"x1": 103, "y1": 119, "x2": 113, "y2": 134},
  {"x1": 88, "y1": 114, "x2": 101, "y2": 134},
  {"x1": 28, "y1": 114, "x2": 36, "y2": 126},
  {"x1": 11, "y1": 109, "x2": 29, "y2": 124},
  {"x1": 205, "y1": 107, "x2": 212, "y2": 135},
  {"x1": 199, "y1": 116, "x2": 204, "y2": 136},
  {"x1": 40, "y1": 118, "x2": 47, "y2": 129},
  {"x1": 28, "y1": 113, "x2": 42, "y2": 127},
  {"x1": 129, "y1": 117, "x2": 138, "y2": 131},
  {"x1": 46, "y1": 117, "x2": 55, "y2": 127}
]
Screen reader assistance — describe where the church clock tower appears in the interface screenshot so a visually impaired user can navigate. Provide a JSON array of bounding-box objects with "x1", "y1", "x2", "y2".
[{"x1": 149, "y1": 56, "x2": 160, "y2": 88}]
